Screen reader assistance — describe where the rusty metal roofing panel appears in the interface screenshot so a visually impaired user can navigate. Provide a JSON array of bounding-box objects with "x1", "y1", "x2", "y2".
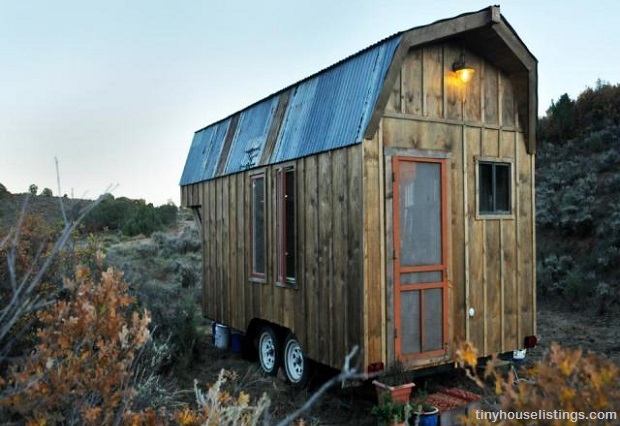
[
  {"x1": 224, "y1": 96, "x2": 279, "y2": 174},
  {"x1": 271, "y1": 35, "x2": 401, "y2": 163},
  {"x1": 179, "y1": 117, "x2": 231, "y2": 185}
]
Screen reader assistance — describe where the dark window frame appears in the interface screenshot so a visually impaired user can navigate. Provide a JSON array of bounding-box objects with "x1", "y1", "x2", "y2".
[
  {"x1": 476, "y1": 157, "x2": 513, "y2": 218},
  {"x1": 276, "y1": 165, "x2": 296, "y2": 286},
  {"x1": 250, "y1": 172, "x2": 267, "y2": 282}
]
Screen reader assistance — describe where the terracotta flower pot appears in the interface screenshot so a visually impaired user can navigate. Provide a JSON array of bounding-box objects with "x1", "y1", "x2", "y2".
[{"x1": 372, "y1": 380, "x2": 415, "y2": 404}]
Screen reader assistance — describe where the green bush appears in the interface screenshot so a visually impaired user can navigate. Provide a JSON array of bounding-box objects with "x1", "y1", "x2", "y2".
[
  {"x1": 84, "y1": 196, "x2": 175, "y2": 236},
  {"x1": 156, "y1": 203, "x2": 178, "y2": 226},
  {"x1": 539, "y1": 81, "x2": 620, "y2": 141},
  {"x1": 84, "y1": 194, "x2": 133, "y2": 231},
  {"x1": 537, "y1": 254, "x2": 574, "y2": 296},
  {"x1": 563, "y1": 270, "x2": 593, "y2": 302},
  {"x1": 41, "y1": 188, "x2": 53, "y2": 197},
  {"x1": 28, "y1": 184, "x2": 38, "y2": 196},
  {"x1": 122, "y1": 203, "x2": 162, "y2": 237}
]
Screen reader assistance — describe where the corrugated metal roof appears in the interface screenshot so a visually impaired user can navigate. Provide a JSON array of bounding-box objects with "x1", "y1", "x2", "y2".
[
  {"x1": 179, "y1": 117, "x2": 231, "y2": 184},
  {"x1": 272, "y1": 36, "x2": 400, "y2": 163},
  {"x1": 180, "y1": 34, "x2": 402, "y2": 186},
  {"x1": 225, "y1": 96, "x2": 279, "y2": 174}
]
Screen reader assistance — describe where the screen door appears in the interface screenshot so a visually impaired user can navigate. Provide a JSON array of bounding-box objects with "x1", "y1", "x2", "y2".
[{"x1": 392, "y1": 157, "x2": 448, "y2": 360}]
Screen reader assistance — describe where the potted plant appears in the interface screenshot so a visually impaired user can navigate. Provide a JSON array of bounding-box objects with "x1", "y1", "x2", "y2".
[
  {"x1": 410, "y1": 386, "x2": 439, "y2": 426},
  {"x1": 372, "y1": 360, "x2": 416, "y2": 404},
  {"x1": 371, "y1": 392, "x2": 413, "y2": 426}
]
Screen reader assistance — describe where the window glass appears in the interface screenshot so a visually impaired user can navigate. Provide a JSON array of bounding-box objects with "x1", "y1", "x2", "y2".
[
  {"x1": 277, "y1": 167, "x2": 296, "y2": 283},
  {"x1": 479, "y1": 163, "x2": 494, "y2": 213},
  {"x1": 495, "y1": 164, "x2": 511, "y2": 212},
  {"x1": 479, "y1": 161, "x2": 511, "y2": 215},
  {"x1": 251, "y1": 175, "x2": 265, "y2": 276},
  {"x1": 284, "y1": 169, "x2": 295, "y2": 280}
]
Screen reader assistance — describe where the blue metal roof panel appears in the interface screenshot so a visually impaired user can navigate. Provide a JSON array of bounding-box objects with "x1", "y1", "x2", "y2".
[
  {"x1": 180, "y1": 34, "x2": 401, "y2": 185},
  {"x1": 224, "y1": 96, "x2": 279, "y2": 174},
  {"x1": 271, "y1": 35, "x2": 401, "y2": 163},
  {"x1": 179, "y1": 117, "x2": 231, "y2": 185}
]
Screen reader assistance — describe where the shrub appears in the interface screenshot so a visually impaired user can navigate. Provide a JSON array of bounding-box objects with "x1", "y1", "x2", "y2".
[
  {"x1": 455, "y1": 341, "x2": 620, "y2": 425},
  {"x1": 157, "y1": 203, "x2": 178, "y2": 226},
  {"x1": 563, "y1": 270, "x2": 594, "y2": 302},
  {"x1": 41, "y1": 187, "x2": 53, "y2": 197},
  {"x1": 122, "y1": 202, "x2": 163, "y2": 237},
  {"x1": 0, "y1": 214, "x2": 62, "y2": 356},
  {"x1": 173, "y1": 294, "x2": 201, "y2": 371},
  {"x1": 0, "y1": 266, "x2": 151, "y2": 425},
  {"x1": 152, "y1": 227, "x2": 201, "y2": 257},
  {"x1": 536, "y1": 254, "x2": 574, "y2": 296},
  {"x1": 169, "y1": 370, "x2": 270, "y2": 426},
  {"x1": 28, "y1": 183, "x2": 38, "y2": 196}
]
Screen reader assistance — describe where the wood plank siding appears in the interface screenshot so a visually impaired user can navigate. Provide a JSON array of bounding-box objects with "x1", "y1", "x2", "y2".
[
  {"x1": 180, "y1": 7, "x2": 537, "y2": 372},
  {"x1": 181, "y1": 145, "x2": 364, "y2": 368},
  {"x1": 376, "y1": 41, "x2": 535, "y2": 365}
]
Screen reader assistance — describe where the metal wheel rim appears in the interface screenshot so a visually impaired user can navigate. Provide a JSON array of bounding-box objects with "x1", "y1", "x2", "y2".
[
  {"x1": 285, "y1": 339, "x2": 304, "y2": 382},
  {"x1": 259, "y1": 332, "x2": 276, "y2": 371}
]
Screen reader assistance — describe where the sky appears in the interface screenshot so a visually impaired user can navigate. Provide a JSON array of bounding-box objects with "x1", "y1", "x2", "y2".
[{"x1": 1, "y1": 1, "x2": 618, "y2": 206}]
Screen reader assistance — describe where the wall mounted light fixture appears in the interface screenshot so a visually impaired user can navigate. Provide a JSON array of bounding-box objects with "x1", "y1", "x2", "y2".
[{"x1": 452, "y1": 52, "x2": 475, "y2": 83}]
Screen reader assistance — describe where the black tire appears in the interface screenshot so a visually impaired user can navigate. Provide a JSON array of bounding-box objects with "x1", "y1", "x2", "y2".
[
  {"x1": 283, "y1": 333, "x2": 310, "y2": 385},
  {"x1": 258, "y1": 326, "x2": 281, "y2": 375}
]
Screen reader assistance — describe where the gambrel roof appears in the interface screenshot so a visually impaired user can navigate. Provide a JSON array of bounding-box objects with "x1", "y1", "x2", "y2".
[{"x1": 180, "y1": 5, "x2": 537, "y2": 186}]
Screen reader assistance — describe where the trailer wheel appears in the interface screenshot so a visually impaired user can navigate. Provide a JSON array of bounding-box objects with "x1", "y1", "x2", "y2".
[
  {"x1": 283, "y1": 333, "x2": 309, "y2": 385},
  {"x1": 258, "y1": 326, "x2": 280, "y2": 375}
]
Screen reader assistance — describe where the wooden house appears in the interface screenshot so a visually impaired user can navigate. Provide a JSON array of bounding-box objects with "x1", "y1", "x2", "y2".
[{"x1": 180, "y1": 6, "x2": 537, "y2": 383}]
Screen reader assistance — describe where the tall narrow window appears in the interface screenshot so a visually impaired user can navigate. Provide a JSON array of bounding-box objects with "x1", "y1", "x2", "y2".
[
  {"x1": 250, "y1": 174, "x2": 266, "y2": 278},
  {"x1": 277, "y1": 166, "x2": 295, "y2": 284},
  {"x1": 479, "y1": 161, "x2": 511, "y2": 215}
]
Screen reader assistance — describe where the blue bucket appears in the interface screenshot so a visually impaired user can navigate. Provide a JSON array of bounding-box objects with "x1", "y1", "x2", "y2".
[
  {"x1": 231, "y1": 332, "x2": 243, "y2": 354},
  {"x1": 214, "y1": 323, "x2": 230, "y2": 349}
]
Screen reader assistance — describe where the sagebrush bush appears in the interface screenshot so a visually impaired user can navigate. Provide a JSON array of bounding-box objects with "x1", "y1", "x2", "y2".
[
  {"x1": 536, "y1": 254, "x2": 574, "y2": 296},
  {"x1": 537, "y1": 110, "x2": 620, "y2": 308}
]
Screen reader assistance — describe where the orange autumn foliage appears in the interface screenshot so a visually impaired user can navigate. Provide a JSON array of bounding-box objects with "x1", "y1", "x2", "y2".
[
  {"x1": 1, "y1": 265, "x2": 151, "y2": 425},
  {"x1": 454, "y1": 341, "x2": 620, "y2": 425}
]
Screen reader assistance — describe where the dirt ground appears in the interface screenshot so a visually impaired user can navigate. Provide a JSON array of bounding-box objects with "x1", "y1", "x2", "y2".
[
  {"x1": 529, "y1": 298, "x2": 620, "y2": 366},
  {"x1": 179, "y1": 298, "x2": 620, "y2": 425}
]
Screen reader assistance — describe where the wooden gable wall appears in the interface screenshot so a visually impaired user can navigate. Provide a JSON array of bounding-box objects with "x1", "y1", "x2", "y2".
[{"x1": 362, "y1": 41, "x2": 536, "y2": 368}]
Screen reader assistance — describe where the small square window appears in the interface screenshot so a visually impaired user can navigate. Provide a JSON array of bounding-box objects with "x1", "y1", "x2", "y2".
[{"x1": 478, "y1": 161, "x2": 511, "y2": 215}]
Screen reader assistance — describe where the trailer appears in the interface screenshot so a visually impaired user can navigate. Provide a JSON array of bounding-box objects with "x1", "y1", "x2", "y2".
[{"x1": 180, "y1": 6, "x2": 537, "y2": 384}]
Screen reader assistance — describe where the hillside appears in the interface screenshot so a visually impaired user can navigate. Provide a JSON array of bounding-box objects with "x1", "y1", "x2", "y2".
[
  {"x1": 0, "y1": 191, "x2": 177, "y2": 238},
  {"x1": 0, "y1": 192, "x2": 90, "y2": 234},
  {"x1": 536, "y1": 81, "x2": 620, "y2": 312}
]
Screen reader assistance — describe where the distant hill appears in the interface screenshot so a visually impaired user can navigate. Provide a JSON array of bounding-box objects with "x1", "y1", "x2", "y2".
[
  {"x1": 536, "y1": 81, "x2": 620, "y2": 312},
  {"x1": 0, "y1": 192, "x2": 90, "y2": 234},
  {"x1": 0, "y1": 191, "x2": 178, "y2": 238}
]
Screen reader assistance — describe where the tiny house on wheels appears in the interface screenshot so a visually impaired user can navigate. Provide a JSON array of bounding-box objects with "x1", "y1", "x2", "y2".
[{"x1": 180, "y1": 6, "x2": 537, "y2": 383}]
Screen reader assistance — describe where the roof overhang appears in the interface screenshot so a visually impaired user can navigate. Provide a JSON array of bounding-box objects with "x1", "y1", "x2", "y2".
[{"x1": 365, "y1": 5, "x2": 538, "y2": 153}]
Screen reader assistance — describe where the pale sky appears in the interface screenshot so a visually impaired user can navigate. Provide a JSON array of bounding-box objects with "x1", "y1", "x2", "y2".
[{"x1": 1, "y1": 1, "x2": 618, "y2": 206}]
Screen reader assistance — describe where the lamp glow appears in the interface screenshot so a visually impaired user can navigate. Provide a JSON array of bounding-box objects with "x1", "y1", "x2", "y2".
[
  {"x1": 455, "y1": 66, "x2": 475, "y2": 83},
  {"x1": 452, "y1": 52, "x2": 475, "y2": 83}
]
